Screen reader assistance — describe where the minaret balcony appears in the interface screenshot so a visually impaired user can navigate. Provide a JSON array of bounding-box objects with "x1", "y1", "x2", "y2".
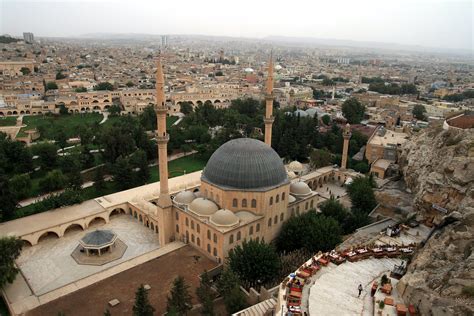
[
  {"x1": 156, "y1": 133, "x2": 170, "y2": 143},
  {"x1": 155, "y1": 107, "x2": 168, "y2": 115},
  {"x1": 264, "y1": 117, "x2": 275, "y2": 124}
]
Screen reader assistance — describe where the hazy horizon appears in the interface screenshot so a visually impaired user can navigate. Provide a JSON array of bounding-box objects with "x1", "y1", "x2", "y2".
[{"x1": 1, "y1": 0, "x2": 473, "y2": 51}]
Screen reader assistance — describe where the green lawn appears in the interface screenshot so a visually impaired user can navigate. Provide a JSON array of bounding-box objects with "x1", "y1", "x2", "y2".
[
  {"x1": 0, "y1": 116, "x2": 17, "y2": 127},
  {"x1": 149, "y1": 154, "x2": 206, "y2": 182}
]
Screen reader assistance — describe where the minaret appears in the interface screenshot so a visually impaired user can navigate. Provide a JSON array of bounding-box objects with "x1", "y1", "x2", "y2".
[
  {"x1": 264, "y1": 53, "x2": 274, "y2": 146},
  {"x1": 341, "y1": 123, "x2": 352, "y2": 170},
  {"x1": 155, "y1": 57, "x2": 172, "y2": 207}
]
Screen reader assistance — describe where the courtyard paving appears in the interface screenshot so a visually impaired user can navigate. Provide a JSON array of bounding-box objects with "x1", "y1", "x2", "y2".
[{"x1": 16, "y1": 214, "x2": 160, "y2": 296}]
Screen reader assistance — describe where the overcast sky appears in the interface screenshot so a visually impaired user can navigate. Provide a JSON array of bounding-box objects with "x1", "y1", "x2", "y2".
[{"x1": 1, "y1": 0, "x2": 472, "y2": 51}]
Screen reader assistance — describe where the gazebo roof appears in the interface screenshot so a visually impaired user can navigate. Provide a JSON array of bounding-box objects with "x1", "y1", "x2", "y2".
[{"x1": 80, "y1": 230, "x2": 116, "y2": 247}]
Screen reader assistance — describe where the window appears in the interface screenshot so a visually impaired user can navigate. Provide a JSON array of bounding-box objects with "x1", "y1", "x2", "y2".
[
  {"x1": 186, "y1": 231, "x2": 189, "y2": 241},
  {"x1": 251, "y1": 199, "x2": 257, "y2": 208},
  {"x1": 213, "y1": 233, "x2": 217, "y2": 243},
  {"x1": 237, "y1": 231, "x2": 241, "y2": 241},
  {"x1": 296, "y1": 206, "x2": 300, "y2": 215},
  {"x1": 207, "y1": 230, "x2": 211, "y2": 240},
  {"x1": 197, "y1": 237, "x2": 200, "y2": 246},
  {"x1": 276, "y1": 194, "x2": 279, "y2": 203},
  {"x1": 268, "y1": 218, "x2": 272, "y2": 227},
  {"x1": 282, "y1": 192, "x2": 286, "y2": 201},
  {"x1": 175, "y1": 212, "x2": 179, "y2": 220},
  {"x1": 270, "y1": 197, "x2": 273, "y2": 205},
  {"x1": 233, "y1": 198, "x2": 238, "y2": 207},
  {"x1": 242, "y1": 199, "x2": 247, "y2": 208},
  {"x1": 207, "y1": 244, "x2": 211, "y2": 253},
  {"x1": 176, "y1": 225, "x2": 179, "y2": 233},
  {"x1": 213, "y1": 248, "x2": 217, "y2": 256},
  {"x1": 229, "y1": 234, "x2": 234, "y2": 244},
  {"x1": 274, "y1": 215, "x2": 278, "y2": 224},
  {"x1": 185, "y1": 218, "x2": 189, "y2": 227},
  {"x1": 280, "y1": 213, "x2": 284, "y2": 221},
  {"x1": 191, "y1": 234, "x2": 195, "y2": 243},
  {"x1": 197, "y1": 224, "x2": 200, "y2": 233},
  {"x1": 191, "y1": 220, "x2": 194, "y2": 230},
  {"x1": 249, "y1": 226, "x2": 254, "y2": 235},
  {"x1": 305, "y1": 202, "x2": 309, "y2": 210},
  {"x1": 310, "y1": 200, "x2": 314, "y2": 208}
]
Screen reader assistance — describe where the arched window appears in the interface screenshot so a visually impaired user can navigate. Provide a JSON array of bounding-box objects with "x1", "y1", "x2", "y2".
[
  {"x1": 291, "y1": 208, "x2": 295, "y2": 216},
  {"x1": 249, "y1": 226, "x2": 254, "y2": 235},
  {"x1": 197, "y1": 224, "x2": 200, "y2": 233},
  {"x1": 191, "y1": 234, "x2": 195, "y2": 243},
  {"x1": 274, "y1": 215, "x2": 278, "y2": 224},
  {"x1": 213, "y1": 233, "x2": 217, "y2": 243},
  {"x1": 197, "y1": 237, "x2": 200, "y2": 246},
  {"x1": 185, "y1": 218, "x2": 189, "y2": 227},
  {"x1": 237, "y1": 231, "x2": 241, "y2": 241},
  {"x1": 282, "y1": 192, "x2": 286, "y2": 201},
  {"x1": 269, "y1": 197, "x2": 273, "y2": 205},
  {"x1": 213, "y1": 248, "x2": 217, "y2": 256},
  {"x1": 280, "y1": 213, "x2": 284, "y2": 221},
  {"x1": 276, "y1": 194, "x2": 279, "y2": 203},
  {"x1": 207, "y1": 244, "x2": 211, "y2": 253},
  {"x1": 251, "y1": 199, "x2": 257, "y2": 208},
  {"x1": 229, "y1": 234, "x2": 234, "y2": 244},
  {"x1": 268, "y1": 218, "x2": 272, "y2": 227},
  {"x1": 256, "y1": 223, "x2": 260, "y2": 232},
  {"x1": 310, "y1": 199, "x2": 314, "y2": 208},
  {"x1": 233, "y1": 198, "x2": 238, "y2": 207},
  {"x1": 175, "y1": 212, "x2": 179, "y2": 220},
  {"x1": 191, "y1": 220, "x2": 194, "y2": 230},
  {"x1": 296, "y1": 206, "x2": 300, "y2": 215},
  {"x1": 176, "y1": 225, "x2": 179, "y2": 233},
  {"x1": 207, "y1": 230, "x2": 211, "y2": 240},
  {"x1": 242, "y1": 199, "x2": 247, "y2": 208},
  {"x1": 186, "y1": 231, "x2": 189, "y2": 242}
]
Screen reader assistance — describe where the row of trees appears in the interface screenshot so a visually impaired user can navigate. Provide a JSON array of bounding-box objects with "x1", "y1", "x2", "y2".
[{"x1": 368, "y1": 82, "x2": 418, "y2": 95}]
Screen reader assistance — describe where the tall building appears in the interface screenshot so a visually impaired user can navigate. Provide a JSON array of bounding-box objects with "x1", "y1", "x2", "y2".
[
  {"x1": 23, "y1": 32, "x2": 34, "y2": 44},
  {"x1": 161, "y1": 35, "x2": 168, "y2": 48}
]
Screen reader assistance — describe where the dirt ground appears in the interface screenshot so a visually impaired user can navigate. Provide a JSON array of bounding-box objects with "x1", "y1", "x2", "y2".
[{"x1": 27, "y1": 245, "x2": 218, "y2": 316}]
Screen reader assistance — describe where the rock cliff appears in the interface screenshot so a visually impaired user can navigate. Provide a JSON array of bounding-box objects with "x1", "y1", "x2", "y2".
[{"x1": 397, "y1": 125, "x2": 474, "y2": 315}]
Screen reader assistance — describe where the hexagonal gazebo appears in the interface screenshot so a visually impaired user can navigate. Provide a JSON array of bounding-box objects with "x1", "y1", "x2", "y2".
[{"x1": 79, "y1": 230, "x2": 117, "y2": 256}]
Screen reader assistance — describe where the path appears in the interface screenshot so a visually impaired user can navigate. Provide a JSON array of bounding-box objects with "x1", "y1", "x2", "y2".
[
  {"x1": 18, "y1": 150, "x2": 198, "y2": 207},
  {"x1": 99, "y1": 112, "x2": 108, "y2": 124}
]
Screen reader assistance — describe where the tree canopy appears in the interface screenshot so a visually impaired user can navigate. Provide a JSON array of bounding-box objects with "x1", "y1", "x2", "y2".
[
  {"x1": 94, "y1": 82, "x2": 114, "y2": 91},
  {"x1": 0, "y1": 237, "x2": 23, "y2": 288},
  {"x1": 167, "y1": 276, "x2": 192, "y2": 315},
  {"x1": 346, "y1": 175, "x2": 377, "y2": 213},
  {"x1": 412, "y1": 104, "x2": 427, "y2": 121},
  {"x1": 133, "y1": 284, "x2": 155, "y2": 316},
  {"x1": 217, "y1": 268, "x2": 247, "y2": 314},
  {"x1": 341, "y1": 98, "x2": 365, "y2": 124},
  {"x1": 196, "y1": 271, "x2": 215, "y2": 316}
]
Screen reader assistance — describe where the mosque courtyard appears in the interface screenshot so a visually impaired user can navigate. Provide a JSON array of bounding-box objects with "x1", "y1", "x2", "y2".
[{"x1": 16, "y1": 214, "x2": 161, "y2": 296}]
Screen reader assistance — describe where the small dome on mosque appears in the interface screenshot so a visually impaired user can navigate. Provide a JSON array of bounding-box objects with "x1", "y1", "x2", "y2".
[
  {"x1": 174, "y1": 191, "x2": 196, "y2": 205},
  {"x1": 244, "y1": 67, "x2": 254, "y2": 73},
  {"x1": 235, "y1": 210, "x2": 257, "y2": 222},
  {"x1": 287, "y1": 171, "x2": 297, "y2": 179},
  {"x1": 288, "y1": 161, "x2": 304, "y2": 173},
  {"x1": 275, "y1": 64, "x2": 282, "y2": 70},
  {"x1": 290, "y1": 181, "x2": 312, "y2": 196},
  {"x1": 288, "y1": 194, "x2": 297, "y2": 203},
  {"x1": 210, "y1": 209, "x2": 240, "y2": 227},
  {"x1": 188, "y1": 198, "x2": 219, "y2": 217}
]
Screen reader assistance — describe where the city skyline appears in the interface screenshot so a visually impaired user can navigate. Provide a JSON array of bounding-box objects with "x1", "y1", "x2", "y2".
[{"x1": 1, "y1": 0, "x2": 472, "y2": 52}]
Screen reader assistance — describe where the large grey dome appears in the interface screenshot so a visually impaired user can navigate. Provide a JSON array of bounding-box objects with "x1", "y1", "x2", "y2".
[{"x1": 202, "y1": 138, "x2": 288, "y2": 190}]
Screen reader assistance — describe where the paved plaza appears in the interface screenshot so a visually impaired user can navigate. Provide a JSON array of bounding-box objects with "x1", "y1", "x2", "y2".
[{"x1": 16, "y1": 214, "x2": 160, "y2": 296}]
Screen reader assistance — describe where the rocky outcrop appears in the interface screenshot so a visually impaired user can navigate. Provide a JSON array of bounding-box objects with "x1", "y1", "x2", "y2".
[{"x1": 397, "y1": 126, "x2": 474, "y2": 315}]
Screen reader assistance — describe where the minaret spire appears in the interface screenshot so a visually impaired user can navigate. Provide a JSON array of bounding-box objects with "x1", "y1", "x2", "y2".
[
  {"x1": 155, "y1": 56, "x2": 171, "y2": 207},
  {"x1": 264, "y1": 52, "x2": 275, "y2": 146}
]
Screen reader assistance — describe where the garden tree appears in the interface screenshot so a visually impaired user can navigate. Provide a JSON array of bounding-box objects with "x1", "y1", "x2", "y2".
[
  {"x1": 346, "y1": 176, "x2": 377, "y2": 213},
  {"x1": 0, "y1": 132, "x2": 33, "y2": 175},
  {"x1": 46, "y1": 81, "x2": 58, "y2": 90},
  {"x1": 341, "y1": 98, "x2": 365, "y2": 124},
  {"x1": 9, "y1": 174, "x2": 32, "y2": 200},
  {"x1": 33, "y1": 142, "x2": 59, "y2": 171},
  {"x1": 0, "y1": 171, "x2": 18, "y2": 221},
  {"x1": 58, "y1": 104, "x2": 68, "y2": 115},
  {"x1": 352, "y1": 161, "x2": 369, "y2": 174},
  {"x1": 167, "y1": 276, "x2": 192, "y2": 315},
  {"x1": 130, "y1": 149, "x2": 150, "y2": 185},
  {"x1": 227, "y1": 239, "x2": 280, "y2": 288},
  {"x1": 349, "y1": 130, "x2": 369, "y2": 156},
  {"x1": 79, "y1": 146, "x2": 95, "y2": 169},
  {"x1": 196, "y1": 270, "x2": 215, "y2": 316},
  {"x1": 319, "y1": 196, "x2": 349, "y2": 224},
  {"x1": 0, "y1": 237, "x2": 23, "y2": 288},
  {"x1": 139, "y1": 105, "x2": 157, "y2": 131},
  {"x1": 343, "y1": 209, "x2": 371, "y2": 233},
  {"x1": 20, "y1": 67, "x2": 31, "y2": 75},
  {"x1": 94, "y1": 82, "x2": 114, "y2": 91},
  {"x1": 53, "y1": 128, "x2": 68, "y2": 150},
  {"x1": 56, "y1": 71, "x2": 66, "y2": 80},
  {"x1": 78, "y1": 126, "x2": 94, "y2": 146},
  {"x1": 66, "y1": 166, "x2": 83, "y2": 191},
  {"x1": 126, "y1": 81, "x2": 135, "y2": 87},
  {"x1": 75, "y1": 87, "x2": 87, "y2": 93},
  {"x1": 32, "y1": 189, "x2": 85, "y2": 214},
  {"x1": 217, "y1": 269, "x2": 247, "y2": 314},
  {"x1": 180, "y1": 102, "x2": 193, "y2": 115},
  {"x1": 132, "y1": 284, "x2": 155, "y2": 316},
  {"x1": 412, "y1": 104, "x2": 427, "y2": 121},
  {"x1": 276, "y1": 211, "x2": 342, "y2": 253},
  {"x1": 312, "y1": 89, "x2": 325, "y2": 99},
  {"x1": 99, "y1": 124, "x2": 136, "y2": 164},
  {"x1": 111, "y1": 156, "x2": 135, "y2": 190},
  {"x1": 322, "y1": 78, "x2": 335, "y2": 86},
  {"x1": 309, "y1": 149, "x2": 333, "y2": 169},
  {"x1": 93, "y1": 167, "x2": 106, "y2": 193},
  {"x1": 39, "y1": 169, "x2": 67, "y2": 193},
  {"x1": 321, "y1": 114, "x2": 331, "y2": 125}
]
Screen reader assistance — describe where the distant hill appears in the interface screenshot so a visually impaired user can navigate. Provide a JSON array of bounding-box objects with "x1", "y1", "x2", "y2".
[{"x1": 0, "y1": 35, "x2": 21, "y2": 44}]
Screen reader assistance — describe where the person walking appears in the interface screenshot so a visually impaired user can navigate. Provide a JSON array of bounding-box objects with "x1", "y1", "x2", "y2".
[{"x1": 358, "y1": 284, "x2": 363, "y2": 297}]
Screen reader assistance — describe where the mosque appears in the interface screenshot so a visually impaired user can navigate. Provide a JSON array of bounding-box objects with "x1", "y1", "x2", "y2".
[{"x1": 140, "y1": 56, "x2": 354, "y2": 263}]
